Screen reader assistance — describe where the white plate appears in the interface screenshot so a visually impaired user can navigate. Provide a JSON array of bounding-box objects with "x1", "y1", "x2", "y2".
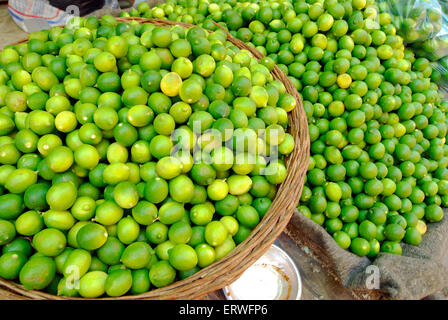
[{"x1": 222, "y1": 244, "x2": 302, "y2": 300}]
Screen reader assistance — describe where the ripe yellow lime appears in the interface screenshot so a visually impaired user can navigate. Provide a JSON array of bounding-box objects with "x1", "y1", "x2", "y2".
[
  {"x1": 415, "y1": 220, "x2": 427, "y2": 235},
  {"x1": 160, "y1": 72, "x2": 183, "y2": 97},
  {"x1": 337, "y1": 73, "x2": 352, "y2": 89}
]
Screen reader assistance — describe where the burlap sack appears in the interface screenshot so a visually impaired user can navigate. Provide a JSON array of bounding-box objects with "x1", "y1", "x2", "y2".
[{"x1": 285, "y1": 209, "x2": 448, "y2": 300}]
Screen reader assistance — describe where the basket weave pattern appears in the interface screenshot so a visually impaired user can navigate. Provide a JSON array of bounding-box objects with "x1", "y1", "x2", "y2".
[{"x1": 0, "y1": 17, "x2": 310, "y2": 300}]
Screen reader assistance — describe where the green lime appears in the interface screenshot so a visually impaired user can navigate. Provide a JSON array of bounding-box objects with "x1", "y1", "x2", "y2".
[
  {"x1": 158, "y1": 201, "x2": 185, "y2": 225},
  {"x1": 131, "y1": 269, "x2": 151, "y2": 294},
  {"x1": 0, "y1": 219, "x2": 16, "y2": 246},
  {"x1": 94, "y1": 52, "x2": 116, "y2": 73},
  {"x1": 62, "y1": 248, "x2": 91, "y2": 278},
  {"x1": 113, "y1": 181, "x2": 139, "y2": 209},
  {"x1": 19, "y1": 256, "x2": 56, "y2": 290},
  {"x1": 117, "y1": 216, "x2": 140, "y2": 245},
  {"x1": 350, "y1": 237, "x2": 370, "y2": 256},
  {"x1": 121, "y1": 242, "x2": 152, "y2": 269},
  {"x1": 46, "y1": 181, "x2": 77, "y2": 211},
  {"x1": 146, "y1": 221, "x2": 168, "y2": 245},
  {"x1": 149, "y1": 260, "x2": 176, "y2": 288},
  {"x1": 333, "y1": 231, "x2": 351, "y2": 249},
  {"x1": 384, "y1": 224, "x2": 406, "y2": 241},
  {"x1": 205, "y1": 221, "x2": 228, "y2": 247},
  {"x1": 104, "y1": 269, "x2": 132, "y2": 297},
  {"x1": 0, "y1": 251, "x2": 27, "y2": 280},
  {"x1": 425, "y1": 204, "x2": 444, "y2": 222},
  {"x1": 76, "y1": 223, "x2": 108, "y2": 251},
  {"x1": 15, "y1": 210, "x2": 44, "y2": 236},
  {"x1": 131, "y1": 201, "x2": 157, "y2": 226},
  {"x1": 168, "y1": 243, "x2": 198, "y2": 271},
  {"x1": 78, "y1": 271, "x2": 108, "y2": 298},
  {"x1": 381, "y1": 241, "x2": 402, "y2": 255}
]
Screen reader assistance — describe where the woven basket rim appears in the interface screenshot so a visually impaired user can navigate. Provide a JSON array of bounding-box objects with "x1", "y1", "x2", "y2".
[{"x1": 0, "y1": 17, "x2": 310, "y2": 300}]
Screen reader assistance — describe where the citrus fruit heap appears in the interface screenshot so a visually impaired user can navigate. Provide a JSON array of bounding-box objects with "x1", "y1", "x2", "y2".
[
  {"x1": 376, "y1": 0, "x2": 447, "y2": 61},
  {"x1": 378, "y1": 0, "x2": 444, "y2": 44},
  {"x1": 374, "y1": 1, "x2": 448, "y2": 86},
  {"x1": 130, "y1": 0, "x2": 448, "y2": 258},
  {"x1": 0, "y1": 16, "x2": 297, "y2": 297}
]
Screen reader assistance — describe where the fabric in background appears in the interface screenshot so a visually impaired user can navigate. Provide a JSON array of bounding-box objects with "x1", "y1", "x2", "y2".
[{"x1": 286, "y1": 209, "x2": 448, "y2": 299}]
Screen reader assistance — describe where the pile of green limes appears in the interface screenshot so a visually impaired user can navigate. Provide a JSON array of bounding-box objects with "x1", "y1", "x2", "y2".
[
  {"x1": 377, "y1": 0, "x2": 444, "y2": 44},
  {"x1": 374, "y1": 1, "x2": 448, "y2": 85},
  {"x1": 0, "y1": 15, "x2": 296, "y2": 297},
  {"x1": 128, "y1": 0, "x2": 448, "y2": 258}
]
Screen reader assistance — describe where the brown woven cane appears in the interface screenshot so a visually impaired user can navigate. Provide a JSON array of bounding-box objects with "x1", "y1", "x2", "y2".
[{"x1": 0, "y1": 17, "x2": 310, "y2": 300}]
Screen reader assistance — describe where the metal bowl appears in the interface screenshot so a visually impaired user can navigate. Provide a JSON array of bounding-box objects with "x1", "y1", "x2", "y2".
[{"x1": 222, "y1": 244, "x2": 302, "y2": 300}]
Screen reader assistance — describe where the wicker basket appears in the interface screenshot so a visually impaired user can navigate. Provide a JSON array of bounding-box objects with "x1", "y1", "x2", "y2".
[{"x1": 0, "y1": 17, "x2": 310, "y2": 300}]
